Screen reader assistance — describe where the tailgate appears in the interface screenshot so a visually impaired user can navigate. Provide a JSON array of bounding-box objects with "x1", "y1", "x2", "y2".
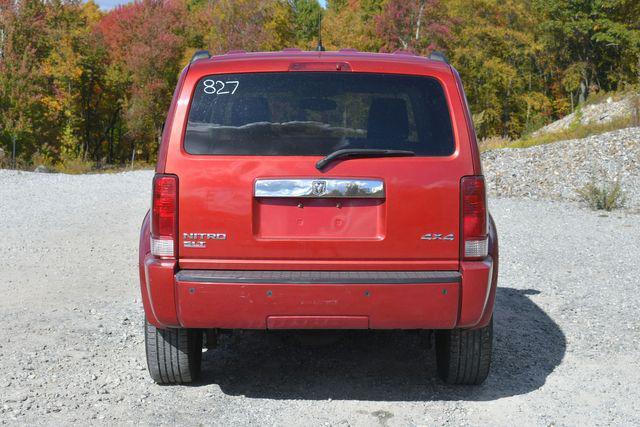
[{"x1": 176, "y1": 156, "x2": 461, "y2": 264}]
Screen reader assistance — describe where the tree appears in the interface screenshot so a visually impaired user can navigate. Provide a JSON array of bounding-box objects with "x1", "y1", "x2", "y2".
[
  {"x1": 375, "y1": 0, "x2": 454, "y2": 54},
  {"x1": 0, "y1": 0, "x2": 52, "y2": 163},
  {"x1": 322, "y1": 0, "x2": 383, "y2": 51},
  {"x1": 534, "y1": 0, "x2": 640, "y2": 101},
  {"x1": 42, "y1": 0, "x2": 110, "y2": 161},
  {"x1": 447, "y1": 0, "x2": 549, "y2": 137},
  {"x1": 188, "y1": 0, "x2": 294, "y2": 54},
  {"x1": 289, "y1": 0, "x2": 322, "y2": 48},
  {"x1": 98, "y1": 0, "x2": 187, "y2": 161},
  {"x1": 1, "y1": 0, "x2": 639, "y2": 168}
]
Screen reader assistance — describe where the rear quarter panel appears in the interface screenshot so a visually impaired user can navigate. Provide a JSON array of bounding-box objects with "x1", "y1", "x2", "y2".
[{"x1": 138, "y1": 211, "x2": 158, "y2": 325}]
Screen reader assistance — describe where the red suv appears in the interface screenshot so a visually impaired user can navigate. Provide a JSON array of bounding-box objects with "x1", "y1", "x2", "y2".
[{"x1": 138, "y1": 49, "x2": 498, "y2": 385}]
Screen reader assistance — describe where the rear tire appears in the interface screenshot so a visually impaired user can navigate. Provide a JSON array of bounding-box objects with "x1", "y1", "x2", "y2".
[
  {"x1": 435, "y1": 319, "x2": 493, "y2": 385},
  {"x1": 145, "y1": 320, "x2": 203, "y2": 384}
]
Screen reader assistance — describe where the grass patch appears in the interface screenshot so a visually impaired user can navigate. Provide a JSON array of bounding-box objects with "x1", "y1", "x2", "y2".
[
  {"x1": 512, "y1": 116, "x2": 634, "y2": 148},
  {"x1": 584, "y1": 86, "x2": 640, "y2": 106},
  {"x1": 478, "y1": 136, "x2": 514, "y2": 152},
  {"x1": 577, "y1": 180, "x2": 626, "y2": 211},
  {"x1": 480, "y1": 116, "x2": 635, "y2": 152},
  {"x1": 53, "y1": 152, "x2": 95, "y2": 174},
  {"x1": 24, "y1": 154, "x2": 153, "y2": 174},
  {"x1": 96, "y1": 162, "x2": 155, "y2": 173}
]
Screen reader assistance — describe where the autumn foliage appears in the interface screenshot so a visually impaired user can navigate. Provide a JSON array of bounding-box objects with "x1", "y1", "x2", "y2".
[{"x1": 0, "y1": 0, "x2": 639, "y2": 169}]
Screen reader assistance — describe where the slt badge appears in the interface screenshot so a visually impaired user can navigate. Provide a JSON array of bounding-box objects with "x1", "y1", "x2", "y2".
[{"x1": 183, "y1": 232, "x2": 227, "y2": 248}]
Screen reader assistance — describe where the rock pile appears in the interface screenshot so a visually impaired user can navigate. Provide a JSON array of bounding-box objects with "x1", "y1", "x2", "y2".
[{"x1": 482, "y1": 127, "x2": 640, "y2": 210}]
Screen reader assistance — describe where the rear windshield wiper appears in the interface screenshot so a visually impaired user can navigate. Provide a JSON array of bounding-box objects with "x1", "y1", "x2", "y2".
[{"x1": 316, "y1": 149, "x2": 416, "y2": 171}]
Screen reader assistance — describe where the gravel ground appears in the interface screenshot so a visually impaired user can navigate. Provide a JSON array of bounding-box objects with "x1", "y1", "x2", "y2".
[
  {"x1": 482, "y1": 126, "x2": 640, "y2": 211},
  {"x1": 1, "y1": 169, "x2": 640, "y2": 426}
]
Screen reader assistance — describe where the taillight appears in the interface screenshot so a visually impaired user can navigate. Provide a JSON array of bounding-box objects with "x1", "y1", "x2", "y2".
[
  {"x1": 461, "y1": 176, "x2": 488, "y2": 259},
  {"x1": 151, "y1": 174, "x2": 177, "y2": 257}
]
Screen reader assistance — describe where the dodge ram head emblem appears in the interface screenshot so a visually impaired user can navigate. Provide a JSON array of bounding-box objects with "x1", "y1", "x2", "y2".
[{"x1": 311, "y1": 180, "x2": 327, "y2": 196}]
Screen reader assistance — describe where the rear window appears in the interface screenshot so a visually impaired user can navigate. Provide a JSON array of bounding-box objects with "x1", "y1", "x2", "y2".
[{"x1": 185, "y1": 72, "x2": 455, "y2": 156}]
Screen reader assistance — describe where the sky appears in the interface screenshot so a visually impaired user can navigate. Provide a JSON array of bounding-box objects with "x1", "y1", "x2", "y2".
[{"x1": 95, "y1": 0, "x2": 327, "y2": 11}]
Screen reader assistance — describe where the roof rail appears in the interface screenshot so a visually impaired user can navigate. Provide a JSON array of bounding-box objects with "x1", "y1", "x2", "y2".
[
  {"x1": 429, "y1": 51, "x2": 448, "y2": 63},
  {"x1": 227, "y1": 49, "x2": 246, "y2": 55},
  {"x1": 190, "y1": 50, "x2": 211, "y2": 63},
  {"x1": 392, "y1": 49, "x2": 416, "y2": 55}
]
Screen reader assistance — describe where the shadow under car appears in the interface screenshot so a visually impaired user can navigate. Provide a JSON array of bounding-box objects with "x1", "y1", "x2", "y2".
[{"x1": 195, "y1": 287, "x2": 565, "y2": 401}]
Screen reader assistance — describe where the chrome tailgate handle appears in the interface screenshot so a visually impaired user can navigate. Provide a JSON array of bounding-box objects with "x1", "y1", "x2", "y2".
[{"x1": 254, "y1": 178, "x2": 385, "y2": 198}]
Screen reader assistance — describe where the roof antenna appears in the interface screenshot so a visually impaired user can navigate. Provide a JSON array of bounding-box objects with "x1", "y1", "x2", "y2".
[{"x1": 316, "y1": 13, "x2": 325, "y2": 51}]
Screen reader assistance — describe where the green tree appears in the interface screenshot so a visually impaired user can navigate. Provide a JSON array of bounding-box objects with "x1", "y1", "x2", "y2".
[
  {"x1": 289, "y1": 0, "x2": 322, "y2": 48},
  {"x1": 447, "y1": 0, "x2": 549, "y2": 137},
  {"x1": 534, "y1": 0, "x2": 640, "y2": 102},
  {"x1": 0, "y1": 0, "x2": 51, "y2": 164},
  {"x1": 42, "y1": 0, "x2": 109, "y2": 162}
]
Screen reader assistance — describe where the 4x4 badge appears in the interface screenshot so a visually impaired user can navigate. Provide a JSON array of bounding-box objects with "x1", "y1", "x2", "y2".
[
  {"x1": 421, "y1": 233, "x2": 455, "y2": 241},
  {"x1": 311, "y1": 180, "x2": 327, "y2": 196}
]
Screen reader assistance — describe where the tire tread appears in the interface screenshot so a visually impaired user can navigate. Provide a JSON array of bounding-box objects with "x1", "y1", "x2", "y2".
[
  {"x1": 436, "y1": 319, "x2": 492, "y2": 385},
  {"x1": 144, "y1": 320, "x2": 202, "y2": 384}
]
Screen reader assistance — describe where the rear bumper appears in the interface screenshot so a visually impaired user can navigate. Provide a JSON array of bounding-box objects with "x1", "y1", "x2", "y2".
[
  {"x1": 176, "y1": 270, "x2": 461, "y2": 329},
  {"x1": 141, "y1": 258, "x2": 495, "y2": 330}
]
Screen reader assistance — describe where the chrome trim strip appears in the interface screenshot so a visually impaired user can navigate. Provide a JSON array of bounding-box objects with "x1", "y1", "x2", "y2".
[
  {"x1": 254, "y1": 178, "x2": 385, "y2": 198},
  {"x1": 176, "y1": 270, "x2": 461, "y2": 284}
]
